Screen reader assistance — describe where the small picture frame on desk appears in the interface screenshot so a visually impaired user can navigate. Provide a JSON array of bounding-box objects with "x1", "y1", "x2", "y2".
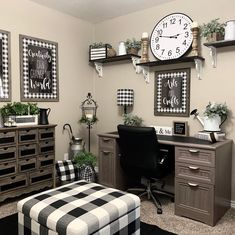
[{"x1": 173, "y1": 121, "x2": 188, "y2": 136}]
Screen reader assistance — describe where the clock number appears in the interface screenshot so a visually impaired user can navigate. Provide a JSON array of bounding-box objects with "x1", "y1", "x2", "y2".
[
  {"x1": 182, "y1": 40, "x2": 186, "y2": 45},
  {"x1": 161, "y1": 49, "x2": 165, "y2": 55},
  {"x1": 163, "y1": 22, "x2": 167, "y2": 28},
  {"x1": 183, "y1": 23, "x2": 188, "y2": 30},
  {"x1": 168, "y1": 50, "x2": 172, "y2": 56},
  {"x1": 176, "y1": 47, "x2": 180, "y2": 53},
  {"x1": 170, "y1": 18, "x2": 176, "y2": 24},
  {"x1": 155, "y1": 37, "x2": 159, "y2": 43},
  {"x1": 156, "y1": 44, "x2": 160, "y2": 50},
  {"x1": 157, "y1": 29, "x2": 163, "y2": 36},
  {"x1": 184, "y1": 31, "x2": 189, "y2": 38}
]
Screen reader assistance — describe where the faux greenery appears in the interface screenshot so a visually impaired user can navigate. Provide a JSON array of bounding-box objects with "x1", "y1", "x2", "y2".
[
  {"x1": 124, "y1": 38, "x2": 141, "y2": 50},
  {"x1": 200, "y1": 18, "x2": 225, "y2": 38},
  {"x1": 90, "y1": 42, "x2": 112, "y2": 49},
  {"x1": 204, "y1": 102, "x2": 229, "y2": 118},
  {"x1": 79, "y1": 116, "x2": 98, "y2": 125},
  {"x1": 0, "y1": 102, "x2": 39, "y2": 117},
  {"x1": 73, "y1": 151, "x2": 97, "y2": 167},
  {"x1": 123, "y1": 113, "x2": 143, "y2": 126}
]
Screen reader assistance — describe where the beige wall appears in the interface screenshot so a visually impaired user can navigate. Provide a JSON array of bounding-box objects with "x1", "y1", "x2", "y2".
[
  {"x1": 0, "y1": 0, "x2": 94, "y2": 158},
  {"x1": 93, "y1": 0, "x2": 235, "y2": 201}
]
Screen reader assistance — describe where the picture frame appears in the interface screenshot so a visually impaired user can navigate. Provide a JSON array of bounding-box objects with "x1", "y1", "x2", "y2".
[
  {"x1": 154, "y1": 68, "x2": 190, "y2": 117},
  {"x1": 0, "y1": 29, "x2": 11, "y2": 101},
  {"x1": 19, "y1": 35, "x2": 59, "y2": 102},
  {"x1": 173, "y1": 121, "x2": 188, "y2": 136}
]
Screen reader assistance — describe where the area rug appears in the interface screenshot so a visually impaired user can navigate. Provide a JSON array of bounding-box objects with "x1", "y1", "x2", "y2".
[{"x1": 0, "y1": 213, "x2": 177, "y2": 235}]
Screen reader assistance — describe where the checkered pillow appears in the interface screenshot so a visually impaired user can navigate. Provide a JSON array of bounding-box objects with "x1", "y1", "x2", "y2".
[{"x1": 55, "y1": 160, "x2": 79, "y2": 181}]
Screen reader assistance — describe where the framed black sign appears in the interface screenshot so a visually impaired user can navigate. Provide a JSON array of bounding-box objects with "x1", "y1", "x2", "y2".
[
  {"x1": 173, "y1": 121, "x2": 188, "y2": 136},
  {"x1": 20, "y1": 35, "x2": 59, "y2": 101},
  {"x1": 0, "y1": 29, "x2": 11, "y2": 101},
  {"x1": 154, "y1": 68, "x2": 190, "y2": 117}
]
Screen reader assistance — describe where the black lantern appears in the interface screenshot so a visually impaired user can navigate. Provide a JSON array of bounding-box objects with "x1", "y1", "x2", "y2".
[{"x1": 80, "y1": 93, "x2": 98, "y2": 152}]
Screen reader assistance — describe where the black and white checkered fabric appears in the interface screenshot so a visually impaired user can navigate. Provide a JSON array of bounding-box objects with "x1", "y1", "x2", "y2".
[
  {"x1": 0, "y1": 31, "x2": 10, "y2": 99},
  {"x1": 18, "y1": 180, "x2": 140, "y2": 235},
  {"x1": 55, "y1": 160, "x2": 79, "y2": 181},
  {"x1": 21, "y1": 35, "x2": 58, "y2": 100},
  {"x1": 117, "y1": 89, "x2": 134, "y2": 106},
  {"x1": 79, "y1": 164, "x2": 95, "y2": 182}
]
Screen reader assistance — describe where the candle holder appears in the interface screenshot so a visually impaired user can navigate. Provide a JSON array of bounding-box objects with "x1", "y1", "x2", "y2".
[
  {"x1": 140, "y1": 35, "x2": 150, "y2": 63},
  {"x1": 191, "y1": 26, "x2": 200, "y2": 56}
]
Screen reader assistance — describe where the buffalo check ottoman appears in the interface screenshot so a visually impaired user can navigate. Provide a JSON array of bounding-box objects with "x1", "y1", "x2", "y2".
[{"x1": 17, "y1": 180, "x2": 140, "y2": 235}]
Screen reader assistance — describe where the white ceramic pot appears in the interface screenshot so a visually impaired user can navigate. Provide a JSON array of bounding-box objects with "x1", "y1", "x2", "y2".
[
  {"x1": 118, "y1": 41, "x2": 126, "y2": 55},
  {"x1": 203, "y1": 114, "x2": 221, "y2": 132},
  {"x1": 225, "y1": 20, "x2": 235, "y2": 40}
]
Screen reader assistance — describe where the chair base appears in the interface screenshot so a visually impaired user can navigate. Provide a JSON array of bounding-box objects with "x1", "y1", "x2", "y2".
[{"x1": 127, "y1": 179, "x2": 174, "y2": 214}]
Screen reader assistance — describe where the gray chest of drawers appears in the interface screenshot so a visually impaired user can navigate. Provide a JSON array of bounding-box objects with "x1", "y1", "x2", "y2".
[{"x1": 0, "y1": 124, "x2": 56, "y2": 202}]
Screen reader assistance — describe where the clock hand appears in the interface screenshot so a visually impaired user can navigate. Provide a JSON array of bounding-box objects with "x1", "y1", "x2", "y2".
[{"x1": 159, "y1": 35, "x2": 178, "y2": 39}]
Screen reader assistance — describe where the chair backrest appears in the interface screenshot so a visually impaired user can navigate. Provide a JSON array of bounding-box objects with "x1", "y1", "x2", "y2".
[{"x1": 117, "y1": 125, "x2": 161, "y2": 177}]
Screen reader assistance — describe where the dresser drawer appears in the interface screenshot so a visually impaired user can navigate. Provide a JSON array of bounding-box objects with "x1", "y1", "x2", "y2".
[
  {"x1": 19, "y1": 129, "x2": 38, "y2": 143},
  {"x1": 39, "y1": 128, "x2": 55, "y2": 140},
  {"x1": 175, "y1": 147, "x2": 215, "y2": 167},
  {"x1": 38, "y1": 154, "x2": 54, "y2": 168},
  {"x1": 29, "y1": 167, "x2": 53, "y2": 185},
  {"x1": 0, "y1": 161, "x2": 17, "y2": 177},
  {"x1": 99, "y1": 137, "x2": 115, "y2": 150},
  {"x1": 19, "y1": 144, "x2": 38, "y2": 158},
  {"x1": 0, "y1": 146, "x2": 17, "y2": 162},
  {"x1": 0, "y1": 131, "x2": 16, "y2": 146},
  {"x1": 19, "y1": 157, "x2": 37, "y2": 172},
  {"x1": 39, "y1": 140, "x2": 54, "y2": 154},
  {"x1": 175, "y1": 162, "x2": 214, "y2": 184},
  {"x1": 175, "y1": 178, "x2": 214, "y2": 225}
]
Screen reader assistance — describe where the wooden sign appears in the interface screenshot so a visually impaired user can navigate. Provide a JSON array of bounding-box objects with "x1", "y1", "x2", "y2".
[
  {"x1": 173, "y1": 121, "x2": 188, "y2": 136},
  {"x1": 20, "y1": 35, "x2": 58, "y2": 101},
  {"x1": 154, "y1": 68, "x2": 190, "y2": 117}
]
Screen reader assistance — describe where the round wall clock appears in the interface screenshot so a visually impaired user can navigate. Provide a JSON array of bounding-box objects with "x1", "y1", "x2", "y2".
[{"x1": 150, "y1": 13, "x2": 193, "y2": 60}]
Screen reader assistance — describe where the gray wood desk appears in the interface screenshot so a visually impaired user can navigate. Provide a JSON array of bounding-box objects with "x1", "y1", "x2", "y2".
[{"x1": 98, "y1": 132, "x2": 232, "y2": 226}]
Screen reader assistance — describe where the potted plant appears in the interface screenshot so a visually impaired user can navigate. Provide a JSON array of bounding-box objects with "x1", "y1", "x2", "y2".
[
  {"x1": 0, "y1": 102, "x2": 39, "y2": 127},
  {"x1": 123, "y1": 113, "x2": 143, "y2": 126},
  {"x1": 200, "y1": 18, "x2": 225, "y2": 42},
  {"x1": 73, "y1": 151, "x2": 97, "y2": 182},
  {"x1": 89, "y1": 42, "x2": 112, "y2": 60},
  {"x1": 203, "y1": 102, "x2": 229, "y2": 131},
  {"x1": 125, "y1": 38, "x2": 141, "y2": 55}
]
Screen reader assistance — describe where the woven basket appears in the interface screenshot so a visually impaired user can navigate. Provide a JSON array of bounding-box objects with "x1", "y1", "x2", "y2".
[
  {"x1": 127, "y1": 48, "x2": 139, "y2": 55},
  {"x1": 107, "y1": 48, "x2": 116, "y2": 57}
]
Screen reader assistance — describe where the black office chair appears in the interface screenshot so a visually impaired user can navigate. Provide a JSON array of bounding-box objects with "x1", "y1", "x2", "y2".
[{"x1": 117, "y1": 124, "x2": 174, "y2": 214}]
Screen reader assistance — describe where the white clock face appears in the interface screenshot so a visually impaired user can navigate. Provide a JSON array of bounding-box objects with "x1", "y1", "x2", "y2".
[{"x1": 150, "y1": 13, "x2": 193, "y2": 60}]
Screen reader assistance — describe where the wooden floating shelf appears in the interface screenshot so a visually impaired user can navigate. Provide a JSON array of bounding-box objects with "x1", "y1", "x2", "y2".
[
  {"x1": 204, "y1": 39, "x2": 235, "y2": 48},
  {"x1": 89, "y1": 54, "x2": 141, "y2": 63},
  {"x1": 136, "y1": 56, "x2": 205, "y2": 67}
]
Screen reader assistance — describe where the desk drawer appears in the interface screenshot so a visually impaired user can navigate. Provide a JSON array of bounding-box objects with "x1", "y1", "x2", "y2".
[
  {"x1": 19, "y1": 129, "x2": 38, "y2": 143},
  {"x1": 175, "y1": 162, "x2": 214, "y2": 184},
  {"x1": 0, "y1": 161, "x2": 17, "y2": 177},
  {"x1": 19, "y1": 144, "x2": 37, "y2": 158},
  {"x1": 175, "y1": 147, "x2": 215, "y2": 167},
  {"x1": 19, "y1": 157, "x2": 37, "y2": 172},
  {"x1": 0, "y1": 131, "x2": 16, "y2": 146},
  {"x1": 99, "y1": 137, "x2": 115, "y2": 150},
  {"x1": 0, "y1": 146, "x2": 17, "y2": 162}
]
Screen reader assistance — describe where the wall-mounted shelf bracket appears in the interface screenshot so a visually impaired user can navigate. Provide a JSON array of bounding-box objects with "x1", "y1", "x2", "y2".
[
  {"x1": 137, "y1": 66, "x2": 150, "y2": 83},
  {"x1": 194, "y1": 58, "x2": 203, "y2": 80},
  {"x1": 208, "y1": 46, "x2": 217, "y2": 68},
  {"x1": 94, "y1": 62, "x2": 103, "y2": 77},
  {"x1": 131, "y1": 56, "x2": 141, "y2": 73}
]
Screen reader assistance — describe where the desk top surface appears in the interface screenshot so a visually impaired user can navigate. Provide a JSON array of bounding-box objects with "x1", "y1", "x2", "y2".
[{"x1": 98, "y1": 131, "x2": 232, "y2": 150}]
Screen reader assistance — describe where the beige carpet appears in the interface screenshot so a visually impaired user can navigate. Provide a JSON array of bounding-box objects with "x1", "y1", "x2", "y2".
[{"x1": 1, "y1": 196, "x2": 235, "y2": 235}]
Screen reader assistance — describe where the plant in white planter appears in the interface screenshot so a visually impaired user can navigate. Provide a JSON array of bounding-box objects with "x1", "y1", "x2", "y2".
[
  {"x1": 203, "y1": 102, "x2": 229, "y2": 131},
  {"x1": 0, "y1": 102, "x2": 39, "y2": 127}
]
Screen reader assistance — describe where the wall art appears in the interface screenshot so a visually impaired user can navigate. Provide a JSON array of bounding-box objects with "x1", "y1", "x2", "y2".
[
  {"x1": 154, "y1": 68, "x2": 190, "y2": 117},
  {"x1": 20, "y1": 35, "x2": 58, "y2": 101},
  {"x1": 0, "y1": 29, "x2": 11, "y2": 101}
]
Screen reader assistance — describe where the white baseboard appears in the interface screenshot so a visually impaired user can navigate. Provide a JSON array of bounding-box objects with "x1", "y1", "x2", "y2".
[{"x1": 231, "y1": 200, "x2": 235, "y2": 208}]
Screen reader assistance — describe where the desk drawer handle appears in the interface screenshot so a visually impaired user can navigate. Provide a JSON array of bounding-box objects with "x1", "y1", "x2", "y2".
[
  {"x1": 188, "y1": 166, "x2": 199, "y2": 170},
  {"x1": 188, "y1": 182, "x2": 198, "y2": 187},
  {"x1": 102, "y1": 150, "x2": 111, "y2": 154},
  {"x1": 189, "y1": 149, "x2": 199, "y2": 153}
]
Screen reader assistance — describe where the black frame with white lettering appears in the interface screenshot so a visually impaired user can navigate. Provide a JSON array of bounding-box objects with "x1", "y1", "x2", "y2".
[
  {"x1": 20, "y1": 35, "x2": 59, "y2": 101},
  {"x1": 173, "y1": 121, "x2": 188, "y2": 136},
  {"x1": 154, "y1": 68, "x2": 190, "y2": 117}
]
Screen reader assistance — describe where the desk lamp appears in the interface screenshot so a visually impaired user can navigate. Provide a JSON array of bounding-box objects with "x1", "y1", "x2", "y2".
[{"x1": 117, "y1": 89, "x2": 134, "y2": 114}]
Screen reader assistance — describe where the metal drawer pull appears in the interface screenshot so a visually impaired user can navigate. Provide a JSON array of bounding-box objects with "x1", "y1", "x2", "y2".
[
  {"x1": 189, "y1": 149, "x2": 199, "y2": 153},
  {"x1": 103, "y1": 138, "x2": 111, "y2": 142},
  {"x1": 188, "y1": 182, "x2": 198, "y2": 187},
  {"x1": 102, "y1": 150, "x2": 111, "y2": 154},
  {"x1": 188, "y1": 166, "x2": 199, "y2": 170}
]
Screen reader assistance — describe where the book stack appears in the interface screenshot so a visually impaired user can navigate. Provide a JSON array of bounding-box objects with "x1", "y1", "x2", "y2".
[{"x1": 195, "y1": 131, "x2": 226, "y2": 142}]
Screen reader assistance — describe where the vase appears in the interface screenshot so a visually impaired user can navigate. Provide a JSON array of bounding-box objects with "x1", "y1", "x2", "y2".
[
  {"x1": 225, "y1": 20, "x2": 235, "y2": 40},
  {"x1": 204, "y1": 114, "x2": 221, "y2": 131},
  {"x1": 118, "y1": 41, "x2": 126, "y2": 55}
]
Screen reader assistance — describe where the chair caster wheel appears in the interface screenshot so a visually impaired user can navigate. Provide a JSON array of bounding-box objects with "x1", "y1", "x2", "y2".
[{"x1": 157, "y1": 208, "x2": 162, "y2": 214}]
